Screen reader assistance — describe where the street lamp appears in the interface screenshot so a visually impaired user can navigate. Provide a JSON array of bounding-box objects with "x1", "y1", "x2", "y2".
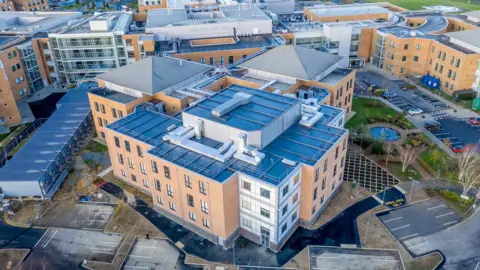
[
  {"x1": 408, "y1": 177, "x2": 417, "y2": 202},
  {"x1": 382, "y1": 185, "x2": 386, "y2": 203}
]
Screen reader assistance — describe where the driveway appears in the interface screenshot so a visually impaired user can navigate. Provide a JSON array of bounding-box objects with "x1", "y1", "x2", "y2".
[
  {"x1": 395, "y1": 206, "x2": 480, "y2": 269},
  {"x1": 0, "y1": 224, "x2": 46, "y2": 249}
]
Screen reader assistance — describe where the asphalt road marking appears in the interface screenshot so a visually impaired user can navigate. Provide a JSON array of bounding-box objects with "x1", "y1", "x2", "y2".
[
  {"x1": 34, "y1": 230, "x2": 49, "y2": 248},
  {"x1": 86, "y1": 219, "x2": 107, "y2": 223},
  {"x1": 136, "y1": 245, "x2": 157, "y2": 249},
  {"x1": 384, "y1": 216, "x2": 403, "y2": 223},
  {"x1": 408, "y1": 241, "x2": 428, "y2": 249},
  {"x1": 43, "y1": 229, "x2": 58, "y2": 248},
  {"x1": 444, "y1": 221, "x2": 458, "y2": 226},
  {"x1": 475, "y1": 261, "x2": 479, "y2": 270},
  {"x1": 374, "y1": 259, "x2": 399, "y2": 262},
  {"x1": 400, "y1": 233, "x2": 419, "y2": 240},
  {"x1": 427, "y1": 205, "x2": 446, "y2": 210},
  {"x1": 319, "y1": 256, "x2": 338, "y2": 259},
  {"x1": 92, "y1": 250, "x2": 115, "y2": 255},
  {"x1": 98, "y1": 241, "x2": 118, "y2": 246},
  {"x1": 129, "y1": 255, "x2": 152, "y2": 259},
  {"x1": 436, "y1": 212, "x2": 455, "y2": 218},
  {"x1": 124, "y1": 266, "x2": 149, "y2": 270},
  {"x1": 391, "y1": 224, "x2": 410, "y2": 231}
]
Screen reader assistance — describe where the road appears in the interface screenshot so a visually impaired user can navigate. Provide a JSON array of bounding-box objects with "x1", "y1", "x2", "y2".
[{"x1": 0, "y1": 223, "x2": 46, "y2": 249}]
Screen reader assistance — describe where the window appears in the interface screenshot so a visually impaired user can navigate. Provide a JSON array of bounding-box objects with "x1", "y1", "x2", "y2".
[
  {"x1": 312, "y1": 205, "x2": 316, "y2": 214},
  {"x1": 140, "y1": 163, "x2": 146, "y2": 175},
  {"x1": 119, "y1": 111, "x2": 124, "y2": 118},
  {"x1": 242, "y1": 181, "x2": 251, "y2": 191},
  {"x1": 12, "y1": 51, "x2": 16, "y2": 57},
  {"x1": 143, "y1": 179, "x2": 149, "y2": 187},
  {"x1": 313, "y1": 187, "x2": 317, "y2": 200},
  {"x1": 98, "y1": 117, "x2": 104, "y2": 127},
  {"x1": 202, "y1": 219, "x2": 209, "y2": 228},
  {"x1": 164, "y1": 166, "x2": 171, "y2": 179},
  {"x1": 293, "y1": 174, "x2": 299, "y2": 185},
  {"x1": 209, "y1": 57, "x2": 215, "y2": 65},
  {"x1": 314, "y1": 168, "x2": 319, "y2": 182},
  {"x1": 185, "y1": 175, "x2": 191, "y2": 188},
  {"x1": 121, "y1": 169, "x2": 126, "y2": 177},
  {"x1": 260, "y1": 188, "x2": 270, "y2": 199},
  {"x1": 452, "y1": 71, "x2": 457, "y2": 81},
  {"x1": 114, "y1": 136, "x2": 120, "y2": 147},
  {"x1": 200, "y1": 58, "x2": 205, "y2": 64},
  {"x1": 199, "y1": 181, "x2": 207, "y2": 195},
  {"x1": 292, "y1": 211, "x2": 297, "y2": 222},
  {"x1": 101, "y1": 132, "x2": 105, "y2": 138},
  {"x1": 103, "y1": 119, "x2": 107, "y2": 126},
  {"x1": 439, "y1": 65, "x2": 443, "y2": 73},
  {"x1": 12, "y1": 65, "x2": 17, "y2": 72},
  {"x1": 157, "y1": 196, "x2": 163, "y2": 205},
  {"x1": 322, "y1": 177, "x2": 326, "y2": 190},
  {"x1": 442, "y1": 52, "x2": 446, "y2": 60},
  {"x1": 125, "y1": 141, "x2": 131, "y2": 152},
  {"x1": 332, "y1": 182, "x2": 336, "y2": 190},
  {"x1": 169, "y1": 201, "x2": 176, "y2": 211},
  {"x1": 260, "y1": 208, "x2": 270, "y2": 219},
  {"x1": 324, "y1": 159, "x2": 328, "y2": 172},
  {"x1": 335, "y1": 147, "x2": 339, "y2": 159},
  {"x1": 100, "y1": 104, "x2": 105, "y2": 114},
  {"x1": 16, "y1": 63, "x2": 20, "y2": 69},
  {"x1": 333, "y1": 165, "x2": 337, "y2": 177},
  {"x1": 321, "y1": 195, "x2": 324, "y2": 204},
  {"x1": 415, "y1": 44, "x2": 421, "y2": 50},
  {"x1": 131, "y1": 174, "x2": 137, "y2": 182},
  {"x1": 435, "y1": 63, "x2": 439, "y2": 71},
  {"x1": 450, "y1": 56, "x2": 455, "y2": 64},
  {"x1": 8, "y1": 52, "x2": 12, "y2": 59},
  {"x1": 228, "y1": 56, "x2": 234, "y2": 64},
  {"x1": 219, "y1": 56, "x2": 224, "y2": 65},
  {"x1": 282, "y1": 185, "x2": 289, "y2": 197},
  {"x1": 94, "y1": 102, "x2": 99, "y2": 112},
  {"x1": 400, "y1": 67, "x2": 405, "y2": 74},
  {"x1": 111, "y1": 108, "x2": 117, "y2": 118},
  {"x1": 152, "y1": 161, "x2": 158, "y2": 173},
  {"x1": 413, "y1": 56, "x2": 419, "y2": 62},
  {"x1": 137, "y1": 145, "x2": 143, "y2": 157},
  {"x1": 404, "y1": 44, "x2": 408, "y2": 50},
  {"x1": 127, "y1": 158, "x2": 134, "y2": 169},
  {"x1": 448, "y1": 69, "x2": 452, "y2": 78},
  {"x1": 242, "y1": 55, "x2": 247, "y2": 59},
  {"x1": 155, "y1": 179, "x2": 161, "y2": 191},
  {"x1": 455, "y1": 59, "x2": 461, "y2": 68},
  {"x1": 341, "y1": 157, "x2": 344, "y2": 168},
  {"x1": 292, "y1": 193, "x2": 298, "y2": 204},
  {"x1": 402, "y1": 56, "x2": 406, "y2": 62},
  {"x1": 167, "y1": 184, "x2": 173, "y2": 196},
  {"x1": 201, "y1": 200, "x2": 208, "y2": 214},
  {"x1": 242, "y1": 199, "x2": 251, "y2": 210},
  {"x1": 242, "y1": 217, "x2": 252, "y2": 228},
  {"x1": 118, "y1": 153, "x2": 124, "y2": 164},
  {"x1": 187, "y1": 194, "x2": 194, "y2": 207}
]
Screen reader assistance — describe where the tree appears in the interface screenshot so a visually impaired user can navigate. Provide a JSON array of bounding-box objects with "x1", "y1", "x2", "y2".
[
  {"x1": 454, "y1": 147, "x2": 480, "y2": 196},
  {"x1": 383, "y1": 143, "x2": 395, "y2": 166},
  {"x1": 430, "y1": 147, "x2": 442, "y2": 166},
  {"x1": 400, "y1": 146, "x2": 418, "y2": 172}
]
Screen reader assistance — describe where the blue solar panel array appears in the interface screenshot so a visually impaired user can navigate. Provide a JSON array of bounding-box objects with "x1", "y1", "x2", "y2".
[{"x1": 107, "y1": 85, "x2": 347, "y2": 185}]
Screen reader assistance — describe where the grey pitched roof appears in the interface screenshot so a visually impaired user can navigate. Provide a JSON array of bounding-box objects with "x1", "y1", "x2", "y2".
[
  {"x1": 239, "y1": 46, "x2": 343, "y2": 80},
  {"x1": 445, "y1": 28, "x2": 480, "y2": 49},
  {"x1": 97, "y1": 57, "x2": 213, "y2": 95}
]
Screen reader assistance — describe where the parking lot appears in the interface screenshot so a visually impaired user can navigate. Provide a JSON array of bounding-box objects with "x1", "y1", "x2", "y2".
[
  {"x1": 35, "y1": 228, "x2": 124, "y2": 263},
  {"x1": 377, "y1": 199, "x2": 461, "y2": 245},
  {"x1": 309, "y1": 246, "x2": 404, "y2": 270},
  {"x1": 123, "y1": 238, "x2": 188, "y2": 270},
  {"x1": 36, "y1": 203, "x2": 114, "y2": 230}
]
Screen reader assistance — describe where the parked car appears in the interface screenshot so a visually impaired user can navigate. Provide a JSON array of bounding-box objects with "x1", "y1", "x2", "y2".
[
  {"x1": 470, "y1": 117, "x2": 480, "y2": 125},
  {"x1": 407, "y1": 108, "x2": 424, "y2": 115},
  {"x1": 424, "y1": 121, "x2": 441, "y2": 131},
  {"x1": 382, "y1": 92, "x2": 396, "y2": 99},
  {"x1": 452, "y1": 145, "x2": 466, "y2": 153}
]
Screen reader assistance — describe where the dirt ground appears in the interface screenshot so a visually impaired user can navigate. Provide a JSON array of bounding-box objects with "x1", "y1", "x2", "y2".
[
  {"x1": 0, "y1": 249, "x2": 29, "y2": 270},
  {"x1": 104, "y1": 202, "x2": 166, "y2": 238},
  {"x1": 311, "y1": 182, "x2": 373, "y2": 229},
  {"x1": 102, "y1": 173, "x2": 153, "y2": 207},
  {"x1": 282, "y1": 247, "x2": 310, "y2": 270},
  {"x1": 185, "y1": 255, "x2": 236, "y2": 270},
  {"x1": 6, "y1": 201, "x2": 44, "y2": 226}
]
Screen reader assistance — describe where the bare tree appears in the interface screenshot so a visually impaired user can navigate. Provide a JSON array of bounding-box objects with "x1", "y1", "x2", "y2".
[
  {"x1": 455, "y1": 147, "x2": 480, "y2": 196},
  {"x1": 383, "y1": 143, "x2": 395, "y2": 166},
  {"x1": 400, "y1": 146, "x2": 418, "y2": 172}
]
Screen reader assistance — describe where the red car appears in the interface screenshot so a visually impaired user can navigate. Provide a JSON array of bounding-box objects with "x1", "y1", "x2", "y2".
[
  {"x1": 452, "y1": 145, "x2": 466, "y2": 153},
  {"x1": 471, "y1": 117, "x2": 480, "y2": 125}
]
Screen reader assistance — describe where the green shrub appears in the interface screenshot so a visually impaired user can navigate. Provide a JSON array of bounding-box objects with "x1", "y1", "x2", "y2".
[
  {"x1": 406, "y1": 84, "x2": 417, "y2": 89},
  {"x1": 365, "y1": 101, "x2": 386, "y2": 108},
  {"x1": 439, "y1": 190, "x2": 474, "y2": 204}
]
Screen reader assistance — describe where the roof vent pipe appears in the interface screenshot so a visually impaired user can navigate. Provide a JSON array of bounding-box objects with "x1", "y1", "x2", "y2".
[{"x1": 194, "y1": 119, "x2": 203, "y2": 139}]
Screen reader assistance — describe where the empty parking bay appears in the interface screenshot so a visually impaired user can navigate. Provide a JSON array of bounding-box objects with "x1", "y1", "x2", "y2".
[
  {"x1": 123, "y1": 238, "x2": 183, "y2": 270},
  {"x1": 377, "y1": 199, "x2": 461, "y2": 243}
]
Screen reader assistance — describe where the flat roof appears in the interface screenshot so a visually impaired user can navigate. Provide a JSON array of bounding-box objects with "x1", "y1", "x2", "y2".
[
  {"x1": 89, "y1": 87, "x2": 138, "y2": 104},
  {"x1": 0, "y1": 11, "x2": 83, "y2": 34},
  {"x1": 306, "y1": 5, "x2": 390, "y2": 17},
  {"x1": 318, "y1": 68, "x2": 353, "y2": 85},
  {"x1": 0, "y1": 35, "x2": 17, "y2": 46},
  {"x1": 462, "y1": 10, "x2": 480, "y2": 19},
  {"x1": 177, "y1": 35, "x2": 283, "y2": 53},
  {"x1": 318, "y1": 105, "x2": 343, "y2": 125},
  {"x1": 445, "y1": 28, "x2": 480, "y2": 50},
  {"x1": 184, "y1": 84, "x2": 298, "y2": 131},
  {"x1": 0, "y1": 87, "x2": 91, "y2": 182},
  {"x1": 59, "y1": 12, "x2": 131, "y2": 34}
]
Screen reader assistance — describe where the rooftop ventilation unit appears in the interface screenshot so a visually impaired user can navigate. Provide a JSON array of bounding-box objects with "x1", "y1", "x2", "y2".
[
  {"x1": 211, "y1": 92, "x2": 252, "y2": 117},
  {"x1": 299, "y1": 104, "x2": 324, "y2": 127}
]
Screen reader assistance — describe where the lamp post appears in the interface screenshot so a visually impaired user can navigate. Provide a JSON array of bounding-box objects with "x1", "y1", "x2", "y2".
[{"x1": 408, "y1": 177, "x2": 417, "y2": 202}]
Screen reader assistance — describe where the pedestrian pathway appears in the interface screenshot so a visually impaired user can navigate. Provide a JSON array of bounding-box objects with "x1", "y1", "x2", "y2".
[{"x1": 99, "y1": 181, "x2": 389, "y2": 267}]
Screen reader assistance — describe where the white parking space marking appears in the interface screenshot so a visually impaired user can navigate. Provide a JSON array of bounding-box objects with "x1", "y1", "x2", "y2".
[
  {"x1": 475, "y1": 261, "x2": 479, "y2": 270},
  {"x1": 124, "y1": 266, "x2": 149, "y2": 270},
  {"x1": 427, "y1": 205, "x2": 446, "y2": 210},
  {"x1": 391, "y1": 224, "x2": 410, "y2": 231},
  {"x1": 436, "y1": 212, "x2": 455, "y2": 218},
  {"x1": 92, "y1": 250, "x2": 115, "y2": 255},
  {"x1": 444, "y1": 221, "x2": 458, "y2": 226},
  {"x1": 374, "y1": 259, "x2": 399, "y2": 262},
  {"x1": 400, "y1": 233, "x2": 419, "y2": 240},
  {"x1": 43, "y1": 229, "x2": 58, "y2": 248},
  {"x1": 384, "y1": 216, "x2": 403, "y2": 223},
  {"x1": 129, "y1": 255, "x2": 153, "y2": 259},
  {"x1": 98, "y1": 241, "x2": 118, "y2": 246},
  {"x1": 319, "y1": 256, "x2": 339, "y2": 259},
  {"x1": 136, "y1": 245, "x2": 157, "y2": 249},
  {"x1": 408, "y1": 241, "x2": 428, "y2": 249}
]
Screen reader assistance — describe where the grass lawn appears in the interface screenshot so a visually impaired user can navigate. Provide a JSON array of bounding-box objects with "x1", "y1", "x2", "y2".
[
  {"x1": 346, "y1": 97, "x2": 413, "y2": 130},
  {"x1": 84, "y1": 140, "x2": 108, "y2": 153},
  {"x1": 386, "y1": 162, "x2": 421, "y2": 181},
  {"x1": 366, "y1": 0, "x2": 480, "y2": 11},
  {"x1": 419, "y1": 148, "x2": 450, "y2": 174}
]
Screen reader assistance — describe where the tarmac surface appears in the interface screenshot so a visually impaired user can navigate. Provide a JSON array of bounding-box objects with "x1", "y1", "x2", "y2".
[{"x1": 0, "y1": 223, "x2": 46, "y2": 249}]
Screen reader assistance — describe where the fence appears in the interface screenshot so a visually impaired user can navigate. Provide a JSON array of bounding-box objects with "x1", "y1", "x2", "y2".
[{"x1": 0, "y1": 119, "x2": 46, "y2": 168}]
